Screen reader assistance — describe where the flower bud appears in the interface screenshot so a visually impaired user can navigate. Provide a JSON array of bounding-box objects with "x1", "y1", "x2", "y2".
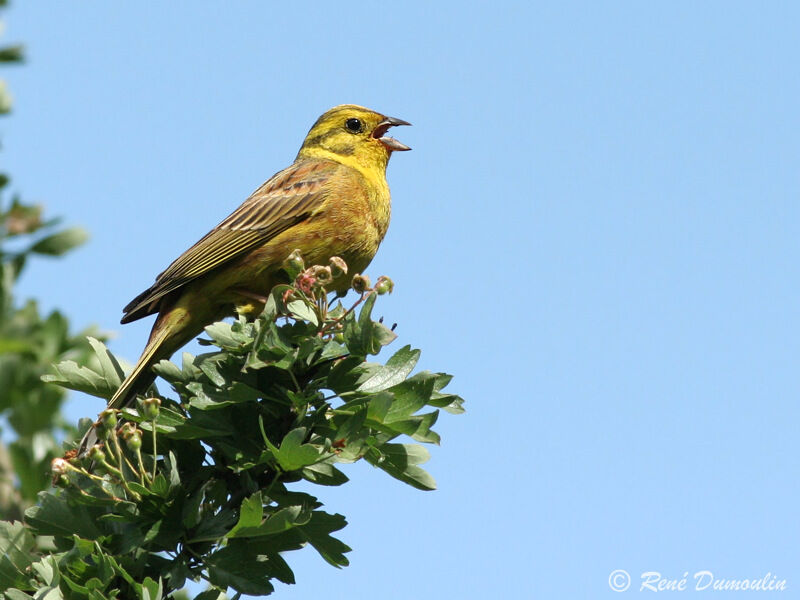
[
  {"x1": 100, "y1": 409, "x2": 118, "y2": 431},
  {"x1": 311, "y1": 265, "x2": 333, "y2": 287},
  {"x1": 88, "y1": 445, "x2": 106, "y2": 463},
  {"x1": 351, "y1": 273, "x2": 371, "y2": 294},
  {"x1": 283, "y1": 249, "x2": 305, "y2": 277},
  {"x1": 296, "y1": 272, "x2": 316, "y2": 295},
  {"x1": 374, "y1": 276, "x2": 394, "y2": 295},
  {"x1": 123, "y1": 427, "x2": 142, "y2": 452},
  {"x1": 51, "y1": 457, "x2": 69, "y2": 476},
  {"x1": 329, "y1": 256, "x2": 348, "y2": 278},
  {"x1": 141, "y1": 397, "x2": 161, "y2": 421}
]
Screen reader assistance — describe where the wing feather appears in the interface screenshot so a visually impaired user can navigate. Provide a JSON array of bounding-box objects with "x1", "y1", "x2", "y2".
[{"x1": 121, "y1": 159, "x2": 337, "y2": 323}]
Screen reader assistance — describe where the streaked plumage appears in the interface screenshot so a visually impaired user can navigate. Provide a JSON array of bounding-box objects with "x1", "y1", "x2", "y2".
[{"x1": 78, "y1": 104, "x2": 410, "y2": 455}]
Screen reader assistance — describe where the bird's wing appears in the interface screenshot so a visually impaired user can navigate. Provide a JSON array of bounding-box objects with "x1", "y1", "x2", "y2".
[{"x1": 121, "y1": 159, "x2": 339, "y2": 323}]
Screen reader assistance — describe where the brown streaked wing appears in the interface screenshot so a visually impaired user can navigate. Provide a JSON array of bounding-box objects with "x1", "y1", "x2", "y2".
[{"x1": 121, "y1": 159, "x2": 339, "y2": 323}]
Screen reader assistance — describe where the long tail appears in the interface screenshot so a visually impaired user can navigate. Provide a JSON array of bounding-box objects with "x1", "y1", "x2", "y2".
[{"x1": 77, "y1": 306, "x2": 195, "y2": 456}]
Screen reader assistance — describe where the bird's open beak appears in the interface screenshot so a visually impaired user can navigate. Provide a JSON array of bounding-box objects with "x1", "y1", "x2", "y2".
[{"x1": 373, "y1": 116, "x2": 412, "y2": 151}]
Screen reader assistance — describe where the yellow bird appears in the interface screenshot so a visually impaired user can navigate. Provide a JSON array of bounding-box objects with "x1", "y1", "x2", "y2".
[{"x1": 78, "y1": 104, "x2": 410, "y2": 454}]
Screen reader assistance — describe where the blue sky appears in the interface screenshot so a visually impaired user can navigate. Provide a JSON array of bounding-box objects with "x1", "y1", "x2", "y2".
[{"x1": 3, "y1": 2, "x2": 799, "y2": 597}]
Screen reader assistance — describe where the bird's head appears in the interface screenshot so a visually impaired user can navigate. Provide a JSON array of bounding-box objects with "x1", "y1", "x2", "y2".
[{"x1": 297, "y1": 105, "x2": 411, "y2": 173}]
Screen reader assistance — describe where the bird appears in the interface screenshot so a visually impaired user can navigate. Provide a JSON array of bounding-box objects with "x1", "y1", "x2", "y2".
[{"x1": 78, "y1": 104, "x2": 410, "y2": 455}]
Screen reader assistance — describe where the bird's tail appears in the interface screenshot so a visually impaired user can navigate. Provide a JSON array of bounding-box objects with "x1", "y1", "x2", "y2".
[{"x1": 76, "y1": 314, "x2": 179, "y2": 457}]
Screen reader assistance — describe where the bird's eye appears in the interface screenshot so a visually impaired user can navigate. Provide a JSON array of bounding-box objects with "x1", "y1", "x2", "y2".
[{"x1": 344, "y1": 118, "x2": 363, "y2": 134}]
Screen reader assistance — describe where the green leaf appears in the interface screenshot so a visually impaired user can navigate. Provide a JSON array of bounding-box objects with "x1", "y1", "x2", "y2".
[
  {"x1": 298, "y1": 511, "x2": 350, "y2": 568},
  {"x1": 25, "y1": 492, "x2": 101, "y2": 539},
  {"x1": 86, "y1": 337, "x2": 126, "y2": 389},
  {"x1": 193, "y1": 590, "x2": 228, "y2": 600},
  {"x1": 266, "y1": 428, "x2": 322, "y2": 471},
  {"x1": 366, "y1": 393, "x2": 393, "y2": 422},
  {"x1": 0, "y1": 80, "x2": 13, "y2": 114},
  {"x1": 344, "y1": 292, "x2": 398, "y2": 355},
  {"x1": 31, "y1": 555, "x2": 60, "y2": 587},
  {"x1": 428, "y1": 372, "x2": 466, "y2": 413},
  {"x1": 326, "y1": 356, "x2": 380, "y2": 392},
  {"x1": 207, "y1": 545, "x2": 275, "y2": 596},
  {"x1": 315, "y1": 339, "x2": 349, "y2": 363},
  {"x1": 141, "y1": 577, "x2": 162, "y2": 600},
  {"x1": 195, "y1": 353, "x2": 227, "y2": 386},
  {"x1": 181, "y1": 482, "x2": 207, "y2": 529},
  {"x1": 431, "y1": 394, "x2": 466, "y2": 414},
  {"x1": 0, "y1": 521, "x2": 36, "y2": 590},
  {"x1": 381, "y1": 411, "x2": 441, "y2": 444},
  {"x1": 358, "y1": 345, "x2": 420, "y2": 393},
  {"x1": 152, "y1": 353, "x2": 203, "y2": 386},
  {"x1": 203, "y1": 320, "x2": 253, "y2": 351},
  {"x1": 149, "y1": 358, "x2": 181, "y2": 383},
  {"x1": 0, "y1": 45, "x2": 23, "y2": 63},
  {"x1": 357, "y1": 292, "x2": 378, "y2": 328},
  {"x1": 41, "y1": 587, "x2": 64, "y2": 600},
  {"x1": 41, "y1": 360, "x2": 116, "y2": 399},
  {"x1": 286, "y1": 299, "x2": 319, "y2": 326},
  {"x1": 41, "y1": 337, "x2": 125, "y2": 399},
  {"x1": 227, "y1": 492, "x2": 264, "y2": 537},
  {"x1": 367, "y1": 321, "x2": 398, "y2": 353},
  {"x1": 384, "y1": 375, "x2": 436, "y2": 423},
  {"x1": 228, "y1": 504, "x2": 309, "y2": 539},
  {"x1": 164, "y1": 451, "x2": 182, "y2": 489},
  {"x1": 130, "y1": 405, "x2": 186, "y2": 434},
  {"x1": 367, "y1": 443, "x2": 437, "y2": 491},
  {"x1": 189, "y1": 507, "x2": 238, "y2": 544},
  {"x1": 333, "y1": 407, "x2": 367, "y2": 443},
  {"x1": 29, "y1": 227, "x2": 88, "y2": 256},
  {"x1": 188, "y1": 381, "x2": 261, "y2": 410},
  {"x1": 301, "y1": 461, "x2": 349, "y2": 486},
  {"x1": 4, "y1": 590, "x2": 36, "y2": 600}
]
